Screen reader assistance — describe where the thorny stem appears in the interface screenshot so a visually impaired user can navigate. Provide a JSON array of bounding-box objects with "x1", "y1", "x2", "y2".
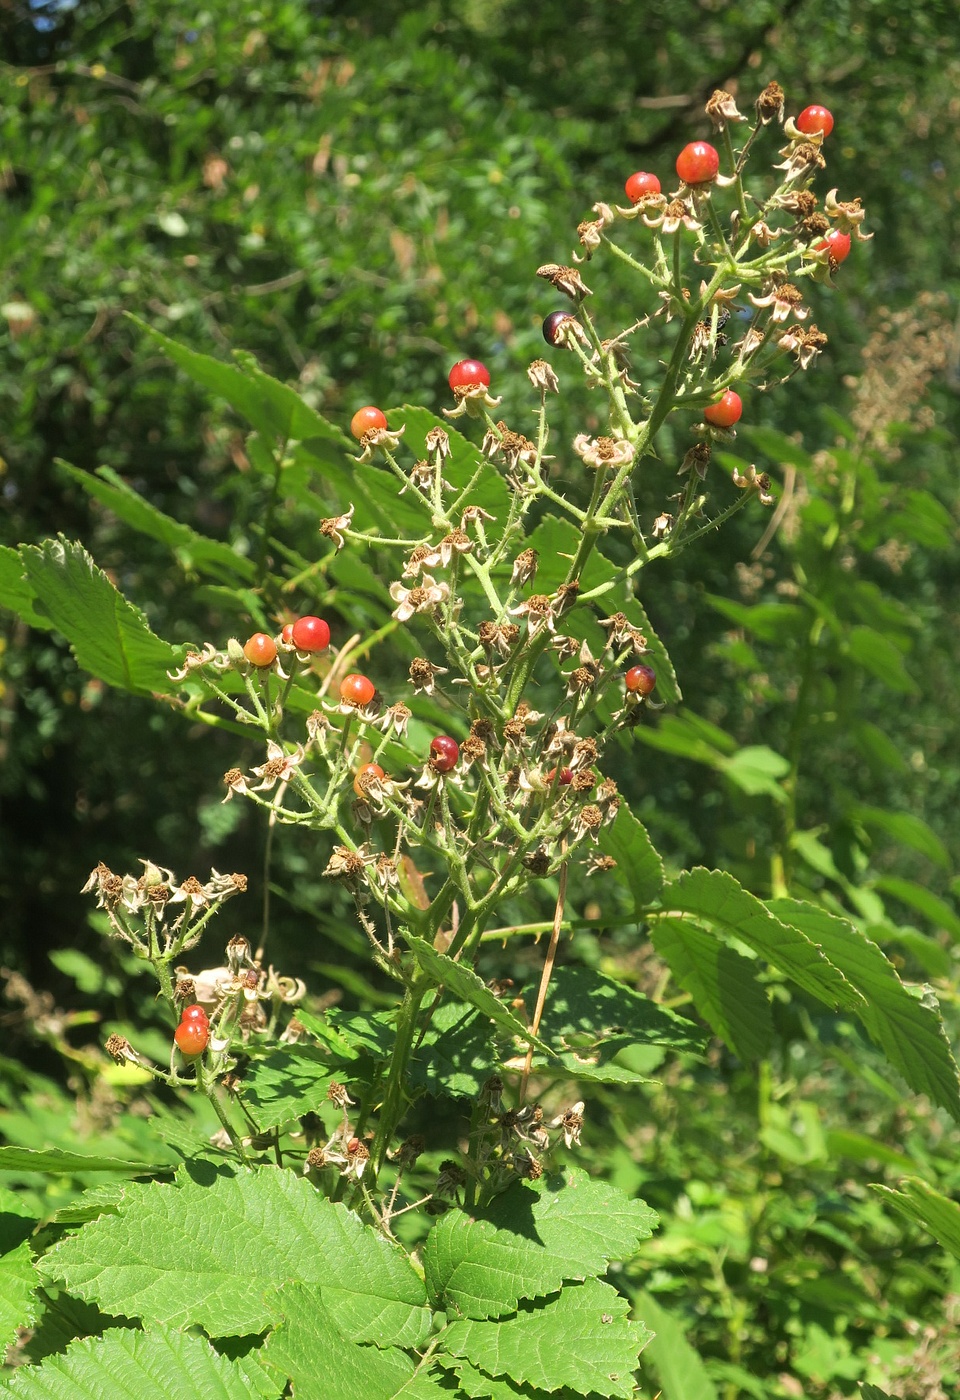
[{"x1": 518, "y1": 848, "x2": 568, "y2": 1104}]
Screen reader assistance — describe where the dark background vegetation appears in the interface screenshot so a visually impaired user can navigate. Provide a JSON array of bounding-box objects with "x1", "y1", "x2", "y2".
[{"x1": 2, "y1": 3, "x2": 959, "y2": 1394}]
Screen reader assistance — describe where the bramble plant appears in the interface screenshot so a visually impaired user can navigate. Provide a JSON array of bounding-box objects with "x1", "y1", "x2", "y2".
[{"x1": 1, "y1": 83, "x2": 954, "y2": 1400}]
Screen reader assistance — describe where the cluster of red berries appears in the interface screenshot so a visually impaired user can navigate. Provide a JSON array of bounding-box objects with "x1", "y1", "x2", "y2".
[
  {"x1": 242, "y1": 616, "x2": 332, "y2": 668},
  {"x1": 174, "y1": 1003, "x2": 209, "y2": 1057}
]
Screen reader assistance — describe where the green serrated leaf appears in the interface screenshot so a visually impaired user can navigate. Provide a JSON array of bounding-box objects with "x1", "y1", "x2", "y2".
[
  {"x1": 404, "y1": 937, "x2": 547, "y2": 1051},
  {"x1": 46, "y1": 1181, "x2": 128, "y2": 1226},
  {"x1": 0, "y1": 1146, "x2": 168, "y2": 1175},
  {"x1": 260, "y1": 1281, "x2": 417, "y2": 1400},
  {"x1": 663, "y1": 869, "x2": 861, "y2": 1012},
  {"x1": 2, "y1": 1326, "x2": 278, "y2": 1399},
  {"x1": 859, "y1": 1385, "x2": 895, "y2": 1400},
  {"x1": 531, "y1": 965, "x2": 704, "y2": 1064},
  {"x1": 443, "y1": 1277, "x2": 651, "y2": 1398},
  {"x1": 423, "y1": 1166, "x2": 656, "y2": 1320},
  {"x1": 651, "y1": 918, "x2": 773, "y2": 1061},
  {"x1": 132, "y1": 317, "x2": 341, "y2": 444},
  {"x1": 0, "y1": 545, "x2": 53, "y2": 630},
  {"x1": 38, "y1": 1166, "x2": 431, "y2": 1345},
  {"x1": 0, "y1": 1225, "x2": 39, "y2": 1351},
  {"x1": 443, "y1": 1354, "x2": 607, "y2": 1399},
  {"x1": 239, "y1": 1046, "x2": 336, "y2": 1132},
  {"x1": 18, "y1": 537, "x2": 182, "y2": 695},
  {"x1": 596, "y1": 805, "x2": 664, "y2": 910},
  {"x1": 768, "y1": 897, "x2": 960, "y2": 1121},
  {"x1": 874, "y1": 1176, "x2": 960, "y2": 1261},
  {"x1": 409, "y1": 1002, "x2": 500, "y2": 1098},
  {"x1": 55, "y1": 461, "x2": 256, "y2": 582},
  {"x1": 634, "y1": 1290, "x2": 719, "y2": 1400}
]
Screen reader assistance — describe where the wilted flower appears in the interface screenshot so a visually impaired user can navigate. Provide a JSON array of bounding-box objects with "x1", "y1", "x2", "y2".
[
  {"x1": 573, "y1": 434, "x2": 635, "y2": 472},
  {"x1": 645, "y1": 198, "x2": 702, "y2": 234},
  {"x1": 778, "y1": 323, "x2": 828, "y2": 370},
  {"x1": 508, "y1": 594, "x2": 556, "y2": 635},
  {"x1": 511, "y1": 548, "x2": 539, "y2": 587},
  {"x1": 731, "y1": 462, "x2": 775, "y2": 506},
  {"x1": 375, "y1": 701, "x2": 412, "y2": 737},
  {"x1": 409, "y1": 657, "x2": 448, "y2": 695},
  {"x1": 824, "y1": 188, "x2": 872, "y2": 239},
  {"x1": 705, "y1": 88, "x2": 746, "y2": 129},
  {"x1": 536, "y1": 263, "x2": 592, "y2": 299},
  {"x1": 167, "y1": 642, "x2": 223, "y2": 682},
  {"x1": 552, "y1": 1100, "x2": 585, "y2": 1149},
  {"x1": 250, "y1": 741, "x2": 305, "y2": 792},
  {"x1": 748, "y1": 281, "x2": 808, "y2": 322},
  {"x1": 319, "y1": 504, "x2": 355, "y2": 551},
  {"x1": 389, "y1": 574, "x2": 450, "y2": 622},
  {"x1": 755, "y1": 81, "x2": 784, "y2": 124},
  {"x1": 527, "y1": 359, "x2": 560, "y2": 393}
]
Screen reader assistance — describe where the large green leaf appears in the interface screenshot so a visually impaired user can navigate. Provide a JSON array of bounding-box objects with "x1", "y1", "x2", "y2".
[
  {"x1": 38, "y1": 1166, "x2": 431, "y2": 1346},
  {"x1": 530, "y1": 965, "x2": 705, "y2": 1067},
  {"x1": 651, "y1": 918, "x2": 773, "y2": 1061},
  {"x1": 873, "y1": 1176, "x2": 960, "y2": 1262},
  {"x1": 1, "y1": 1327, "x2": 278, "y2": 1399},
  {"x1": 404, "y1": 936, "x2": 547, "y2": 1050},
  {"x1": 635, "y1": 1290, "x2": 719, "y2": 1400},
  {"x1": 0, "y1": 1146, "x2": 169, "y2": 1175},
  {"x1": 239, "y1": 1047, "x2": 337, "y2": 1132},
  {"x1": 662, "y1": 869, "x2": 860, "y2": 1011},
  {"x1": 133, "y1": 318, "x2": 343, "y2": 445},
  {"x1": 55, "y1": 461, "x2": 256, "y2": 583},
  {"x1": 0, "y1": 546, "x2": 53, "y2": 630},
  {"x1": 443, "y1": 1277, "x2": 651, "y2": 1398},
  {"x1": 408, "y1": 1002, "x2": 501, "y2": 1099},
  {"x1": 422, "y1": 1167, "x2": 657, "y2": 1319},
  {"x1": 18, "y1": 537, "x2": 182, "y2": 695},
  {"x1": 769, "y1": 897, "x2": 960, "y2": 1120},
  {"x1": 260, "y1": 1282, "x2": 424, "y2": 1400},
  {"x1": 0, "y1": 1186, "x2": 39, "y2": 1352},
  {"x1": 596, "y1": 804, "x2": 664, "y2": 910}
]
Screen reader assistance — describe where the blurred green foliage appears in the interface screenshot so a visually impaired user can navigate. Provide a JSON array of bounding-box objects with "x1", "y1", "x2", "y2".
[{"x1": 2, "y1": 2, "x2": 960, "y2": 1394}]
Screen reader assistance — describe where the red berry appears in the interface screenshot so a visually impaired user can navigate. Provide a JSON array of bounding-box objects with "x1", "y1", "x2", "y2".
[
  {"x1": 703, "y1": 390, "x2": 743, "y2": 428},
  {"x1": 280, "y1": 623, "x2": 295, "y2": 645},
  {"x1": 350, "y1": 406, "x2": 387, "y2": 440},
  {"x1": 429, "y1": 735, "x2": 459, "y2": 773},
  {"x1": 542, "y1": 311, "x2": 576, "y2": 346},
  {"x1": 291, "y1": 616, "x2": 331, "y2": 653},
  {"x1": 815, "y1": 229, "x2": 851, "y2": 264},
  {"x1": 353, "y1": 762, "x2": 385, "y2": 798},
  {"x1": 546, "y1": 767, "x2": 573, "y2": 786},
  {"x1": 625, "y1": 664, "x2": 657, "y2": 696},
  {"x1": 448, "y1": 359, "x2": 490, "y2": 392},
  {"x1": 624, "y1": 171, "x2": 661, "y2": 203},
  {"x1": 796, "y1": 105, "x2": 834, "y2": 137},
  {"x1": 339, "y1": 672, "x2": 376, "y2": 707},
  {"x1": 243, "y1": 633, "x2": 278, "y2": 667},
  {"x1": 174, "y1": 1020, "x2": 209, "y2": 1056},
  {"x1": 179, "y1": 1004, "x2": 209, "y2": 1026},
  {"x1": 675, "y1": 142, "x2": 720, "y2": 185}
]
